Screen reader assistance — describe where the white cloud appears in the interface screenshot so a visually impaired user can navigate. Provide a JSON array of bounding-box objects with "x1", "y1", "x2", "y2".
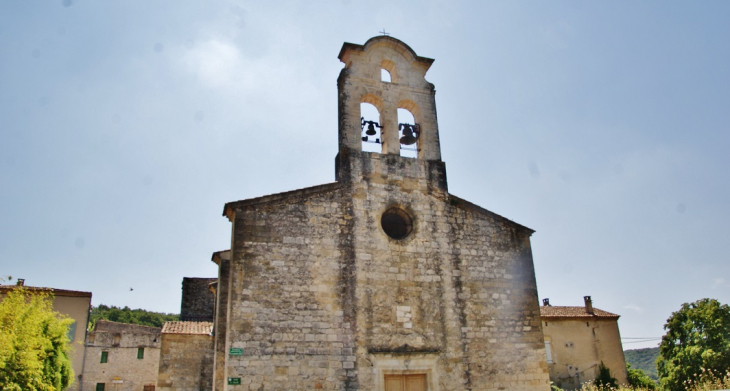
[
  {"x1": 623, "y1": 304, "x2": 644, "y2": 314},
  {"x1": 714, "y1": 278, "x2": 725, "y2": 288}
]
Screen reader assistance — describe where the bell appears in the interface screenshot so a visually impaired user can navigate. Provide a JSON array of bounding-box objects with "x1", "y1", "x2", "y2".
[
  {"x1": 399, "y1": 125, "x2": 418, "y2": 145},
  {"x1": 366, "y1": 123, "x2": 377, "y2": 136}
]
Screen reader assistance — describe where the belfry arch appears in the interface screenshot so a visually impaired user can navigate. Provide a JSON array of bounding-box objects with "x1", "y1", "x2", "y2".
[{"x1": 360, "y1": 94, "x2": 383, "y2": 153}]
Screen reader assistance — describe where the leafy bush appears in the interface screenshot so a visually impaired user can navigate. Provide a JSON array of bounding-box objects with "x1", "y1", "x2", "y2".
[
  {"x1": 594, "y1": 361, "x2": 618, "y2": 389},
  {"x1": 627, "y1": 363, "x2": 657, "y2": 390},
  {"x1": 0, "y1": 288, "x2": 74, "y2": 391},
  {"x1": 624, "y1": 347, "x2": 659, "y2": 380}
]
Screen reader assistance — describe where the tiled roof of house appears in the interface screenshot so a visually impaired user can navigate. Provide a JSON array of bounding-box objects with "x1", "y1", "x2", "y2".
[
  {"x1": 161, "y1": 321, "x2": 213, "y2": 335},
  {"x1": 0, "y1": 285, "x2": 92, "y2": 298},
  {"x1": 540, "y1": 306, "x2": 620, "y2": 319}
]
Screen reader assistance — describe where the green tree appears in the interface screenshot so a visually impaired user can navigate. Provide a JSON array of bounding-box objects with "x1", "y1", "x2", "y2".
[
  {"x1": 626, "y1": 363, "x2": 657, "y2": 390},
  {"x1": 0, "y1": 288, "x2": 74, "y2": 391},
  {"x1": 594, "y1": 361, "x2": 618, "y2": 389},
  {"x1": 657, "y1": 298, "x2": 730, "y2": 391},
  {"x1": 88, "y1": 304, "x2": 178, "y2": 329},
  {"x1": 624, "y1": 347, "x2": 659, "y2": 381}
]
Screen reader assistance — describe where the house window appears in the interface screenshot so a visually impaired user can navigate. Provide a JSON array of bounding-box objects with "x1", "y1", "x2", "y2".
[
  {"x1": 137, "y1": 347, "x2": 144, "y2": 359},
  {"x1": 544, "y1": 341, "x2": 553, "y2": 364},
  {"x1": 100, "y1": 351, "x2": 108, "y2": 364},
  {"x1": 66, "y1": 321, "x2": 77, "y2": 342},
  {"x1": 95, "y1": 383, "x2": 105, "y2": 391},
  {"x1": 384, "y1": 374, "x2": 426, "y2": 391},
  {"x1": 143, "y1": 386, "x2": 155, "y2": 391}
]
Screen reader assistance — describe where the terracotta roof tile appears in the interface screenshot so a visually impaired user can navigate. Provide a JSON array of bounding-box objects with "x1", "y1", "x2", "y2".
[
  {"x1": 540, "y1": 306, "x2": 619, "y2": 319},
  {"x1": 161, "y1": 321, "x2": 213, "y2": 335}
]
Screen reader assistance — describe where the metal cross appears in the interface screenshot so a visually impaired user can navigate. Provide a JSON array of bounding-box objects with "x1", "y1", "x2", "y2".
[{"x1": 379, "y1": 29, "x2": 390, "y2": 36}]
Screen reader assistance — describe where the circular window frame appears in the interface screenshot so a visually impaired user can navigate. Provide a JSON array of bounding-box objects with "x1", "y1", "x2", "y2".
[{"x1": 380, "y1": 207, "x2": 414, "y2": 240}]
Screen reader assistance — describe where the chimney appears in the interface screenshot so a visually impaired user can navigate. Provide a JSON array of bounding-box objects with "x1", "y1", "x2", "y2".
[
  {"x1": 543, "y1": 298, "x2": 550, "y2": 307},
  {"x1": 584, "y1": 296, "x2": 594, "y2": 314},
  {"x1": 16, "y1": 279, "x2": 25, "y2": 286}
]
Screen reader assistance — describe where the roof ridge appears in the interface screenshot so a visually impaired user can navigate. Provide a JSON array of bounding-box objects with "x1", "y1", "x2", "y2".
[
  {"x1": 540, "y1": 306, "x2": 620, "y2": 318},
  {"x1": 448, "y1": 194, "x2": 534, "y2": 233},
  {"x1": 0, "y1": 285, "x2": 92, "y2": 297},
  {"x1": 223, "y1": 182, "x2": 341, "y2": 219},
  {"x1": 94, "y1": 319, "x2": 162, "y2": 330}
]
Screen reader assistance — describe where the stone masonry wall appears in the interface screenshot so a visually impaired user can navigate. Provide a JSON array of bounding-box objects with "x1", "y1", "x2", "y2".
[
  {"x1": 342, "y1": 149, "x2": 549, "y2": 391},
  {"x1": 447, "y1": 198, "x2": 546, "y2": 389},
  {"x1": 219, "y1": 155, "x2": 550, "y2": 390},
  {"x1": 81, "y1": 321, "x2": 160, "y2": 391},
  {"x1": 157, "y1": 333, "x2": 214, "y2": 391},
  {"x1": 181, "y1": 277, "x2": 217, "y2": 322},
  {"x1": 212, "y1": 252, "x2": 231, "y2": 391},
  {"x1": 224, "y1": 185, "x2": 356, "y2": 390}
]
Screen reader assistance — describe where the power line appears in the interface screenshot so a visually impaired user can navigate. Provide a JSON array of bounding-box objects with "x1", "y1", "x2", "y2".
[
  {"x1": 622, "y1": 337, "x2": 662, "y2": 340},
  {"x1": 622, "y1": 339, "x2": 662, "y2": 344}
]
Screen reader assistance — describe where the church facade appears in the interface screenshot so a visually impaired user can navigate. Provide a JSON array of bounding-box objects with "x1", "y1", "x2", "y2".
[{"x1": 210, "y1": 36, "x2": 550, "y2": 391}]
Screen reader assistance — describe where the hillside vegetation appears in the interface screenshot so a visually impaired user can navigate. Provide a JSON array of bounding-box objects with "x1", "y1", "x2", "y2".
[
  {"x1": 624, "y1": 347, "x2": 660, "y2": 381},
  {"x1": 88, "y1": 304, "x2": 179, "y2": 329}
]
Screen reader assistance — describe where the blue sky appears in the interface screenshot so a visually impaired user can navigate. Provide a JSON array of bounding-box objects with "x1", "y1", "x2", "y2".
[{"x1": 1, "y1": 1, "x2": 728, "y2": 349}]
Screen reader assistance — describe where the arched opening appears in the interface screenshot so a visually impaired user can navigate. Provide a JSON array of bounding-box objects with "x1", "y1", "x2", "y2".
[
  {"x1": 361, "y1": 102, "x2": 382, "y2": 153},
  {"x1": 381, "y1": 59, "x2": 397, "y2": 83},
  {"x1": 397, "y1": 108, "x2": 417, "y2": 158},
  {"x1": 381, "y1": 69, "x2": 392, "y2": 83}
]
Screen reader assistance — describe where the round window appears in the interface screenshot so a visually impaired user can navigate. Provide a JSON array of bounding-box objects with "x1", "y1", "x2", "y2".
[{"x1": 381, "y1": 208, "x2": 413, "y2": 240}]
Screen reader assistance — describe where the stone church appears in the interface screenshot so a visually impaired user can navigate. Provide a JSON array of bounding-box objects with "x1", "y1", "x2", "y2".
[{"x1": 206, "y1": 36, "x2": 550, "y2": 391}]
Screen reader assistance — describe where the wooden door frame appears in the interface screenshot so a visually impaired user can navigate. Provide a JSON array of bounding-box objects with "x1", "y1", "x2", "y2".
[{"x1": 370, "y1": 353, "x2": 440, "y2": 391}]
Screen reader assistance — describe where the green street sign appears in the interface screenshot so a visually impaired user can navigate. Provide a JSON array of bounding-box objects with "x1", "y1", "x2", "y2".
[
  {"x1": 229, "y1": 348, "x2": 243, "y2": 356},
  {"x1": 228, "y1": 377, "x2": 241, "y2": 385}
]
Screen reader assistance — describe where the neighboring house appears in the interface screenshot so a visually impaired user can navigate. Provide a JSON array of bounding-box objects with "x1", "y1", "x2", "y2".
[
  {"x1": 0, "y1": 279, "x2": 92, "y2": 390},
  {"x1": 204, "y1": 35, "x2": 551, "y2": 391},
  {"x1": 81, "y1": 320, "x2": 161, "y2": 391},
  {"x1": 156, "y1": 321, "x2": 214, "y2": 391},
  {"x1": 540, "y1": 296, "x2": 628, "y2": 390}
]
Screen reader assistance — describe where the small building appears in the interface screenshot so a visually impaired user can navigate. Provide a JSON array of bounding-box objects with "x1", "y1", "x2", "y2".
[
  {"x1": 156, "y1": 321, "x2": 214, "y2": 391},
  {"x1": 540, "y1": 296, "x2": 628, "y2": 390},
  {"x1": 81, "y1": 320, "x2": 161, "y2": 391},
  {"x1": 0, "y1": 279, "x2": 92, "y2": 390}
]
